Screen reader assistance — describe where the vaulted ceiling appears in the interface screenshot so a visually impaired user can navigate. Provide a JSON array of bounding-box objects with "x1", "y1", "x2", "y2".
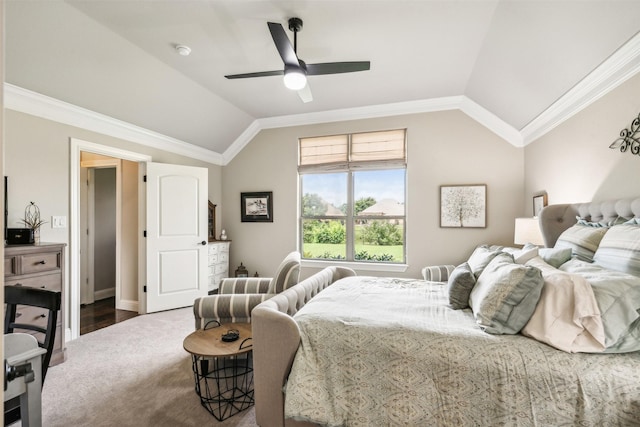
[{"x1": 5, "y1": 1, "x2": 640, "y2": 164}]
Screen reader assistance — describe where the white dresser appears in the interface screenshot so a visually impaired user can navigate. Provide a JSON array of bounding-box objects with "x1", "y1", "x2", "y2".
[{"x1": 208, "y1": 241, "x2": 230, "y2": 292}]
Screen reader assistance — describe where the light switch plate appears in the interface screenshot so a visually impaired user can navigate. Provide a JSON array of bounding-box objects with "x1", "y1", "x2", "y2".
[{"x1": 51, "y1": 216, "x2": 67, "y2": 228}]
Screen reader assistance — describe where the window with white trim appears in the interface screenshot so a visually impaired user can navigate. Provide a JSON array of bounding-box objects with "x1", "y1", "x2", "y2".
[{"x1": 299, "y1": 129, "x2": 406, "y2": 263}]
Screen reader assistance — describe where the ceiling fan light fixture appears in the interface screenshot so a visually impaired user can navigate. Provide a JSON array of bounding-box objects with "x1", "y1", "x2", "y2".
[{"x1": 283, "y1": 67, "x2": 307, "y2": 90}]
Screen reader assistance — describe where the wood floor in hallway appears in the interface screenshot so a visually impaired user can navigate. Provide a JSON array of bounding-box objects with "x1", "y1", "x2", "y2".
[{"x1": 80, "y1": 297, "x2": 138, "y2": 335}]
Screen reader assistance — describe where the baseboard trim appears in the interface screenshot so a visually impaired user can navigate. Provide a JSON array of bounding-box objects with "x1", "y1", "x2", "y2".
[{"x1": 94, "y1": 288, "x2": 115, "y2": 300}]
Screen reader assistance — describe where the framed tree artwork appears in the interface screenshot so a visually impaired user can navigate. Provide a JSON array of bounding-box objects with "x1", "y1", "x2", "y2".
[{"x1": 440, "y1": 184, "x2": 487, "y2": 228}]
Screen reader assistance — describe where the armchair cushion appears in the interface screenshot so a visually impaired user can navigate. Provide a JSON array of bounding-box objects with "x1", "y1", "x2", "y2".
[
  {"x1": 193, "y1": 294, "x2": 272, "y2": 328},
  {"x1": 219, "y1": 277, "x2": 271, "y2": 294},
  {"x1": 421, "y1": 264, "x2": 455, "y2": 282},
  {"x1": 267, "y1": 251, "x2": 302, "y2": 294}
]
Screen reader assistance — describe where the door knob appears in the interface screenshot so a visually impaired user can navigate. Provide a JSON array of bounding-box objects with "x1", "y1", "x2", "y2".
[{"x1": 201, "y1": 241, "x2": 207, "y2": 245}]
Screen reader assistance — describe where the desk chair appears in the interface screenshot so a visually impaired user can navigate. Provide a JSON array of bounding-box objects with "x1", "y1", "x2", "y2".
[{"x1": 4, "y1": 285, "x2": 62, "y2": 425}]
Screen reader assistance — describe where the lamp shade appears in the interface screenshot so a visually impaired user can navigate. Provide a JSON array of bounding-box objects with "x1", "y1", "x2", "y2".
[{"x1": 514, "y1": 217, "x2": 544, "y2": 246}]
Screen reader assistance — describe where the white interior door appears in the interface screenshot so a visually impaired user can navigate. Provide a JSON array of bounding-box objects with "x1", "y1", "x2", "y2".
[{"x1": 144, "y1": 162, "x2": 208, "y2": 313}]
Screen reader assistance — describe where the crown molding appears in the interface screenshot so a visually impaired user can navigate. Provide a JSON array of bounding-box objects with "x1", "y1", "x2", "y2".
[
  {"x1": 8, "y1": 26, "x2": 640, "y2": 167},
  {"x1": 4, "y1": 83, "x2": 224, "y2": 165},
  {"x1": 521, "y1": 31, "x2": 640, "y2": 144},
  {"x1": 221, "y1": 96, "x2": 522, "y2": 164}
]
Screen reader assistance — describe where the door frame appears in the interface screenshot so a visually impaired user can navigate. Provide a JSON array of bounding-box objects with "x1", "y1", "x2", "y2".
[{"x1": 70, "y1": 138, "x2": 151, "y2": 340}]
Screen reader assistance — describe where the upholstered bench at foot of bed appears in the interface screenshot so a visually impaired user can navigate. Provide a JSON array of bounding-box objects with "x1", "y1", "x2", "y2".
[
  {"x1": 252, "y1": 266, "x2": 356, "y2": 427},
  {"x1": 421, "y1": 264, "x2": 455, "y2": 282}
]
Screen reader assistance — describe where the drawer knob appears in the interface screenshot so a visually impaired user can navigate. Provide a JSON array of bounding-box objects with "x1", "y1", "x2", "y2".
[
  {"x1": 40, "y1": 314, "x2": 46, "y2": 318},
  {"x1": 38, "y1": 260, "x2": 46, "y2": 265}
]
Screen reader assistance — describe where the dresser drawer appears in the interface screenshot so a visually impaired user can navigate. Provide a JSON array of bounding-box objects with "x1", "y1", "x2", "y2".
[
  {"x1": 21, "y1": 251, "x2": 62, "y2": 274},
  {"x1": 4, "y1": 243, "x2": 67, "y2": 367},
  {"x1": 208, "y1": 244, "x2": 219, "y2": 255},
  {"x1": 5, "y1": 273, "x2": 62, "y2": 292},
  {"x1": 4, "y1": 256, "x2": 18, "y2": 276},
  {"x1": 11, "y1": 304, "x2": 52, "y2": 330}
]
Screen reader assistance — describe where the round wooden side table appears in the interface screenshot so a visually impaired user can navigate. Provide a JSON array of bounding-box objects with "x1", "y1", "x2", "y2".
[{"x1": 183, "y1": 322, "x2": 253, "y2": 421}]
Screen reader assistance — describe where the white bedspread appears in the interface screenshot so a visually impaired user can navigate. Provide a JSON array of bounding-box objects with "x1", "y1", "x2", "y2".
[
  {"x1": 521, "y1": 256, "x2": 606, "y2": 353},
  {"x1": 284, "y1": 276, "x2": 640, "y2": 426}
]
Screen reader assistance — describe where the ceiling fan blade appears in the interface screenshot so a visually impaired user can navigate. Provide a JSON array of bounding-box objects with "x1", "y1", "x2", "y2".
[
  {"x1": 297, "y1": 84, "x2": 313, "y2": 103},
  {"x1": 306, "y1": 61, "x2": 370, "y2": 76},
  {"x1": 267, "y1": 22, "x2": 299, "y2": 67},
  {"x1": 225, "y1": 70, "x2": 283, "y2": 79}
]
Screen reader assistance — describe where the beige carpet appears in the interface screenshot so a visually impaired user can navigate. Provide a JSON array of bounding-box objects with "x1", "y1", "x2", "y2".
[{"x1": 42, "y1": 307, "x2": 257, "y2": 426}]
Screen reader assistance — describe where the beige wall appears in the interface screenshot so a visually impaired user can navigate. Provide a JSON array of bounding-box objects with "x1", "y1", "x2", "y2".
[
  {"x1": 5, "y1": 109, "x2": 224, "y2": 242},
  {"x1": 525, "y1": 72, "x2": 640, "y2": 204},
  {"x1": 4, "y1": 109, "x2": 223, "y2": 322},
  {"x1": 222, "y1": 110, "x2": 525, "y2": 279}
]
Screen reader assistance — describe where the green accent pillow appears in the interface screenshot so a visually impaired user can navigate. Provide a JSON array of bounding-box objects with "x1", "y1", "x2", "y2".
[
  {"x1": 554, "y1": 225, "x2": 608, "y2": 262},
  {"x1": 539, "y1": 247, "x2": 573, "y2": 268},
  {"x1": 593, "y1": 224, "x2": 640, "y2": 278},
  {"x1": 467, "y1": 245, "x2": 502, "y2": 278},
  {"x1": 446, "y1": 262, "x2": 476, "y2": 309},
  {"x1": 469, "y1": 252, "x2": 544, "y2": 334}
]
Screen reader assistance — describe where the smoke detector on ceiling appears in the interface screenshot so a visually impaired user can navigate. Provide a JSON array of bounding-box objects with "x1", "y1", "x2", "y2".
[{"x1": 175, "y1": 45, "x2": 192, "y2": 56}]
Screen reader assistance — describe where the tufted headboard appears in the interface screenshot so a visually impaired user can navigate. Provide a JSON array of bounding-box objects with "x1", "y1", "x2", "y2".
[{"x1": 538, "y1": 197, "x2": 640, "y2": 247}]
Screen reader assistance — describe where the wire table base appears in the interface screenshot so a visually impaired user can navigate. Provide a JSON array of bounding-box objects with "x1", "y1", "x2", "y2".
[{"x1": 191, "y1": 352, "x2": 254, "y2": 421}]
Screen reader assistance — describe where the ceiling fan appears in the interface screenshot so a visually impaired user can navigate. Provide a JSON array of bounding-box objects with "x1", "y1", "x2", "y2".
[{"x1": 225, "y1": 17, "x2": 370, "y2": 103}]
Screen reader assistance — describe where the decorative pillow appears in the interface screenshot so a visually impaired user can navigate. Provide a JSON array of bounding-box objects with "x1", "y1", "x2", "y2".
[
  {"x1": 592, "y1": 224, "x2": 640, "y2": 278},
  {"x1": 468, "y1": 252, "x2": 544, "y2": 335},
  {"x1": 446, "y1": 263, "x2": 476, "y2": 309},
  {"x1": 576, "y1": 216, "x2": 627, "y2": 227},
  {"x1": 554, "y1": 225, "x2": 608, "y2": 262},
  {"x1": 466, "y1": 245, "x2": 502, "y2": 278},
  {"x1": 513, "y1": 246, "x2": 538, "y2": 264},
  {"x1": 538, "y1": 247, "x2": 573, "y2": 268}
]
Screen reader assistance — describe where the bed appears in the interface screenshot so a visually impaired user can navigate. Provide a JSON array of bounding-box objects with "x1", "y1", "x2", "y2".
[{"x1": 252, "y1": 197, "x2": 640, "y2": 427}]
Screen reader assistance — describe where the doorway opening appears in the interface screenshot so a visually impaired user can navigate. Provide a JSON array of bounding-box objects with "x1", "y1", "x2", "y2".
[
  {"x1": 70, "y1": 138, "x2": 152, "y2": 341},
  {"x1": 79, "y1": 159, "x2": 138, "y2": 334}
]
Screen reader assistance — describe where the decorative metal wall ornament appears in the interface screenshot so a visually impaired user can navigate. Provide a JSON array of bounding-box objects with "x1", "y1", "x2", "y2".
[{"x1": 609, "y1": 113, "x2": 640, "y2": 156}]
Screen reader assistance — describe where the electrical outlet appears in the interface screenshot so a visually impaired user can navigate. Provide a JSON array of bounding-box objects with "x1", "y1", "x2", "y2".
[{"x1": 51, "y1": 216, "x2": 67, "y2": 228}]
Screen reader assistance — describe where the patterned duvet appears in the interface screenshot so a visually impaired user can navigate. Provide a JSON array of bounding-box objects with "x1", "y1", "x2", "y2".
[{"x1": 284, "y1": 276, "x2": 640, "y2": 426}]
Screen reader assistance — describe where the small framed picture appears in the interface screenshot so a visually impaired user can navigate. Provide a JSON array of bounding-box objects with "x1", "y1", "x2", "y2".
[
  {"x1": 208, "y1": 201, "x2": 216, "y2": 242},
  {"x1": 241, "y1": 191, "x2": 273, "y2": 222},
  {"x1": 440, "y1": 184, "x2": 487, "y2": 228},
  {"x1": 533, "y1": 193, "x2": 548, "y2": 217}
]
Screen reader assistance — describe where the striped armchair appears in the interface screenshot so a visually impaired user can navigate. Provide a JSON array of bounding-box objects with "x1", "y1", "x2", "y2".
[
  {"x1": 193, "y1": 251, "x2": 301, "y2": 329},
  {"x1": 421, "y1": 264, "x2": 456, "y2": 282}
]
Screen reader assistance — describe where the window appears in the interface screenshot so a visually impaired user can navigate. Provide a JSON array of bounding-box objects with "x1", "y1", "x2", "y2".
[{"x1": 299, "y1": 129, "x2": 406, "y2": 264}]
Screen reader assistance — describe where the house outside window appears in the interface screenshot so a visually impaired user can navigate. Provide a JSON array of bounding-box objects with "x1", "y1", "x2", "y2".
[{"x1": 299, "y1": 129, "x2": 407, "y2": 264}]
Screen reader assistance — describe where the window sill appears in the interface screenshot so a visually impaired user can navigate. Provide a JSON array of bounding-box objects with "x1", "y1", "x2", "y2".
[{"x1": 301, "y1": 259, "x2": 408, "y2": 273}]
